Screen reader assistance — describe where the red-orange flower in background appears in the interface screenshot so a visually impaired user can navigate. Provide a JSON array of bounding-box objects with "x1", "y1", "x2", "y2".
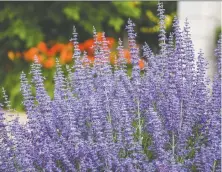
[
  {"x1": 48, "y1": 43, "x2": 67, "y2": 57},
  {"x1": 7, "y1": 34, "x2": 146, "y2": 69},
  {"x1": 8, "y1": 41, "x2": 76, "y2": 68},
  {"x1": 8, "y1": 51, "x2": 15, "y2": 61},
  {"x1": 24, "y1": 47, "x2": 39, "y2": 62},
  {"x1": 60, "y1": 49, "x2": 73, "y2": 64},
  {"x1": 58, "y1": 42, "x2": 73, "y2": 64},
  {"x1": 96, "y1": 32, "x2": 115, "y2": 47},
  {"x1": 8, "y1": 51, "x2": 22, "y2": 61},
  {"x1": 66, "y1": 42, "x2": 73, "y2": 50},
  {"x1": 83, "y1": 39, "x2": 94, "y2": 55},
  {"x1": 15, "y1": 52, "x2": 22, "y2": 58},
  {"x1": 106, "y1": 38, "x2": 115, "y2": 49},
  {"x1": 37, "y1": 42, "x2": 48, "y2": 54},
  {"x1": 81, "y1": 33, "x2": 116, "y2": 55},
  {"x1": 78, "y1": 43, "x2": 85, "y2": 51},
  {"x1": 109, "y1": 52, "x2": 116, "y2": 65},
  {"x1": 87, "y1": 55, "x2": 95, "y2": 62},
  {"x1": 43, "y1": 57, "x2": 55, "y2": 69},
  {"x1": 8, "y1": 32, "x2": 117, "y2": 69},
  {"x1": 97, "y1": 32, "x2": 103, "y2": 41},
  {"x1": 36, "y1": 54, "x2": 45, "y2": 64},
  {"x1": 139, "y1": 59, "x2": 145, "y2": 69},
  {"x1": 124, "y1": 49, "x2": 131, "y2": 64}
]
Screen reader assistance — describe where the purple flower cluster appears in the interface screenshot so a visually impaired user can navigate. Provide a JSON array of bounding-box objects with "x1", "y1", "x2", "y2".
[{"x1": 0, "y1": 3, "x2": 221, "y2": 172}]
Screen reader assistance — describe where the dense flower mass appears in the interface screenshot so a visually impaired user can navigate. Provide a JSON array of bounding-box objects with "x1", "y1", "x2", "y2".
[{"x1": 1, "y1": 3, "x2": 221, "y2": 172}]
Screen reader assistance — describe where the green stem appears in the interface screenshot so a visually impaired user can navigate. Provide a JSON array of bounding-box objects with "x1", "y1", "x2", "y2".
[
  {"x1": 212, "y1": 160, "x2": 217, "y2": 172},
  {"x1": 172, "y1": 132, "x2": 175, "y2": 156}
]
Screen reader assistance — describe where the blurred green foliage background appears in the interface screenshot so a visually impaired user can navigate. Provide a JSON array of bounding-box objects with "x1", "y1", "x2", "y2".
[{"x1": 0, "y1": 1, "x2": 177, "y2": 111}]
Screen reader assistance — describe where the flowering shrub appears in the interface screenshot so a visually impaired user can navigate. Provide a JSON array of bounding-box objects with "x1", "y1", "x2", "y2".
[{"x1": 1, "y1": 3, "x2": 221, "y2": 172}]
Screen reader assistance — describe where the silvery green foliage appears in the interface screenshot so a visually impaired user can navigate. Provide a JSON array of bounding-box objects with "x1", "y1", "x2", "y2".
[{"x1": 0, "y1": 3, "x2": 221, "y2": 172}]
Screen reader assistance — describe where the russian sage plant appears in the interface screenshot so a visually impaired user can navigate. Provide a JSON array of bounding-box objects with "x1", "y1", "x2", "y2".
[{"x1": 0, "y1": 3, "x2": 221, "y2": 172}]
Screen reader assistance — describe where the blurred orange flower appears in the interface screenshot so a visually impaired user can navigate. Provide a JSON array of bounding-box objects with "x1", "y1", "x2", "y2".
[
  {"x1": 139, "y1": 59, "x2": 145, "y2": 69},
  {"x1": 66, "y1": 42, "x2": 73, "y2": 50},
  {"x1": 87, "y1": 55, "x2": 95, "y2": 62},
  {"x1": 60, "y1": 49, "x2": 73, "y2": 64},
  {"x1": 47, "y1": 48, "x2": 57, "y2": 57},
  {"x1": 24, "y1": 47, "x2": 39, "y2": 62},
  {"x1": 106, "y1": 38, "x2": 115, "y2": 48},
  {"x1": 84, "y1": 39, "x2": 94, "y2": 50},
  {"x1": 96, "y1": 32, "x2": 103, "y2": 41},
  {"x1": 124, "y1": 49, "x2": 131, "y2": 63},
  {"x1": 15, "y1": 52, "x2": 22, "y2": 58},
  {"x1": 8, "y1": 35, "x2": 119, "y2": 69},
  {"x1": 78, "y1": 43, "x2": 85, "y2": 51},
  {"x1": 37, "y1": 42, "x2": 48, "y2": 54},
  {"x1": 8, "y1": 51, "x2": 15, "y2": 60},
  {"x1": 43, "y1": 57, "x2": 55, "y2": 69},
  {"x1": 36, "y1": 54, "x2": 45, "y2": 64},
  {"x1": 109, "y1": 52, "x2": 116, "y2": 65},
  {"x1": 47, "y1": 43, "x2": 65, "y2": 57}
]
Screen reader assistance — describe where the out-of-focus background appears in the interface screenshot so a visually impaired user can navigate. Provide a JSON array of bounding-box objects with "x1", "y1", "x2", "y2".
[{"x1": 0, "y1": 1, "x2": 221, "y2": 111}]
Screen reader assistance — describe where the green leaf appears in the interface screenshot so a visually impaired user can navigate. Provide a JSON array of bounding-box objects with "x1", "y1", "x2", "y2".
[
  {"x1": 63, "y1": 5, "x2": 80, "y2": 21},
  {"x1": 112, "y1": 2, "x2": 141, "y2": 18},
  {"x1": 108, "y1": 17, "x2": 124, "y2": 32}
]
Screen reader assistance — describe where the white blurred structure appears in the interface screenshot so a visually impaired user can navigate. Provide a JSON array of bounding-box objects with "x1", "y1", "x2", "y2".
[{"x1": 178, "y1": 1, "x2": 221, "y2": 79}]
